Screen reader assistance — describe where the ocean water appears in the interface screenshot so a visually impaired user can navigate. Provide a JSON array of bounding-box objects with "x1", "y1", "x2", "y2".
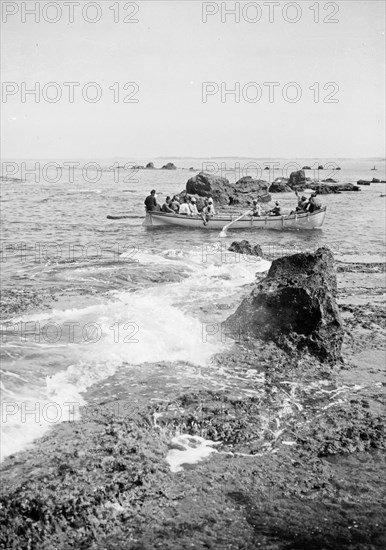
[{"x1": 1, "y1": 157, "x2": 385, "y2": 459}]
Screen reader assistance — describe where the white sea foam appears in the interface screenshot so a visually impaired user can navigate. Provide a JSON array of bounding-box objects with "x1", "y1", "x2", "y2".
[
  {"x1": 1, "y1": 245, "x2": 271, "y2": 460},
  {"x1": 166, "y1": 434, "x2": 221, "y2": 473}
]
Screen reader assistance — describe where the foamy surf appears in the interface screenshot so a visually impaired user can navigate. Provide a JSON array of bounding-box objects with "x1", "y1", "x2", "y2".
[{"x1": 166, "y1": 434, "x2": 221, "y2": 473}]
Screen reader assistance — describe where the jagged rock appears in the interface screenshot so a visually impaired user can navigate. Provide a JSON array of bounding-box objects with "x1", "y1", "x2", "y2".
[
  {"x1": 230, "y1": 176, "x2": 271, "y2": 204},
  {"x1": 269, "y1": 178, "x2": 291, "y2": 193},
  {"x1": 161, "y1": 163, "x2": 177, "y2": 170},
  {"x1": 288, "y1": 170, "x2": 306, "y2": 188},
  {"x1": 224, "y1": 247, "x2": 344, "y2": 362},
  {"x1": 228, "y1": 240, "x2": 264, "y2": 258},
  {"x1": 310, "y1": 182, "x2": 360, "y2": 193},
  {"x1": 146, "y1": 162, "x2": 155, "y2": 169},
  {"x1": 185, "y1": 172, "x2": 271, "y2": 206},
  {"x1": 186, "y1": 172, "x2": 229, "y2": 204}
]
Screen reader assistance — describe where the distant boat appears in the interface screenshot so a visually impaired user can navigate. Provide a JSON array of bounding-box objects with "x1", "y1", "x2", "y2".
[{"x1": 371, "y1": 165, "x2": 377, "y2": 171}]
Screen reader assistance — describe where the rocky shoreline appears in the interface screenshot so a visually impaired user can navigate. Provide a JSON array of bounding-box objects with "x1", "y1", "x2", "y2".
[{"x1": 1, "y1": 248, "x2": 385, "y2": 550}]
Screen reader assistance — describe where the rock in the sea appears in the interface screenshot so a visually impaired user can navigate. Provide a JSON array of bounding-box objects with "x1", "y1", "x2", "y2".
[
  {"x1": 186, "y1": 171, "x2": 230, "y2": 203},
  {"x1": 357, "y1": 180, "x2": 371, "y2": 186},
  {"x1": 269, "y1": 178, "x2": 291, "y2": 193},
  {"x1": 161, "y1": 162, "x2": 177, "y2": 170},
  {"x1": 310, "y1": 182, "x2": 360, "y2": 193},
  {"x1": 228, "y1": 240, "x2": 264, "y2": 258},
  {"x1": 224, "y1": 247, "x2": 344, "y2": 362},
  {"x1": 322, "y1": 178, "x2": 337, "y2": 183},
  {"x1": 302, "y1": 166, "x2": 311, "y2": 170},
  {"x1": 231, "y1": 176, "x2": 271, "y2": 204},
  {"x1": 371, "y1": 178, "x2": 380, "y2": 183},
  {"x1": 185, "y1": 172, "x2": 271, "y2": 206},
  {"x1": 318, "y1": 165, "x2": 324, "y2": 170},
  {"x1": 288, "y1": 169, "x2": 306, "y2": 188},
  {"x1": 146, "y1": 162, "x2": 155, "y2": 169}
]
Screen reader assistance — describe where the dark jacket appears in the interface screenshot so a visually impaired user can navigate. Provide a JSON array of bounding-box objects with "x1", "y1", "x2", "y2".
[{"x1": 145, "y1": 195, "x2": 157, "y2": 212}]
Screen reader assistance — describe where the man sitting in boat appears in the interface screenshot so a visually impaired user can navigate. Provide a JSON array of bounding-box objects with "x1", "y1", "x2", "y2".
[
  {"x1": 161, "y1": 196, "x2": 174, "y2": 213},
  {"x1": 144, "y1": 190, "x2": 158, "y2": 212},
  {"x1": 250, "y1": 199, "x2": 262, "y2": 217},
  {"x1": 295, "y1": 191, "x2": 308, "y2": 212},
  {"x1": 170, "y1": 196, "x2": 180, "y2": 212},
  {"x1": 203, "y1": 197, "x2": 216, "y2": 216},
  {"x1": 307, "y1": 192, "x2": 322, "y2": 213},
  {"x1": 269, "y1": 201, "x2": 281, "y2": 216},
  {"x1": 188, "y1": 196, "x2": 199, "y2": 215},
  {"x1": 178, "y1": 197, "x2": 191, "y2": 215}
]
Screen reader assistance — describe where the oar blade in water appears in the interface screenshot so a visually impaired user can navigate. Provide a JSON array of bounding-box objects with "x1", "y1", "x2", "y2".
[{"x1": 218, "y1": 210, "x2": 250, "y2": 237}]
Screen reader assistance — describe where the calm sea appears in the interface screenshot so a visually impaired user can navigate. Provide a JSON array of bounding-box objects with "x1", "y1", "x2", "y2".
[{"x1": 1, "y1": 157, "x2": 385, "y2": 459}]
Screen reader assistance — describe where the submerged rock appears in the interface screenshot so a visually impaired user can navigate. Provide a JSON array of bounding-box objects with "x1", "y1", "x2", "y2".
[
  {"x1": 228, "y1": 240, "x2": 264, "y2": 258},
  {"x1": 224, "y1": 247, "x2": 344, "y2": 362}
]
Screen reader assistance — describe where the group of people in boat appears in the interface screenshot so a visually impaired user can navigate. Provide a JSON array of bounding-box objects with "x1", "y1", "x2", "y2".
[
  {"x1": 144, "y1": 189, "x2": 322, "y2": 218},
  {"x1": 144, "y1": 190, "x2": 216, "y2": 217}
]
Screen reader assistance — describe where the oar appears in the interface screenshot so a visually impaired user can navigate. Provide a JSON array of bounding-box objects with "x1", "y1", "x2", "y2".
[
  {"x1": 219, "y1": 210, "x2": 250, "y2": 238},
  {"x1": 107, "y1": 215, "x2": 131, "y2": 220}
]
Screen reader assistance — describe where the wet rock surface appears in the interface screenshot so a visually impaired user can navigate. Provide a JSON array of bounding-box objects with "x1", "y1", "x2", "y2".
[
  {"x1": 268, "y1": 179, "x2": 292, "y2": 193},
  {"x1": 225, "y1": 247, "x2": 344, "y2": 362},
  {"x1": 1, "y1": 336, "x2": 385, "y2": 550},
  {"x1": 1, "y1": 253, "x2": 385, "y2": 550},
  {"x1": 228, "y1": 240, "x2": 264, "y2": 258}
]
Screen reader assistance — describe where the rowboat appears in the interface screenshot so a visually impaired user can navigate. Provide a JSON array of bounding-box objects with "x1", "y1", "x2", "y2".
[{"x1": 143, "y1": 207, "x2": 326, "y2": 230}]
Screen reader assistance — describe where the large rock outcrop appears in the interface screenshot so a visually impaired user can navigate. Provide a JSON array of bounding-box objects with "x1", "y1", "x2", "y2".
[
  {"x1": 224, "y1": 247, "x2": 344, "y2": 362},
  {"x1": 185, "y1": 172, "x2": 271, "y2": 206},
  {"x1": 269, "y1": 178, "x2": 291, "y2": 193},
  {"x1": 162, "y1": 162, "x2": 177, "y2": 170},
  {"x1": 288, "y1": 169, "x2": 306, "y2": 188}
]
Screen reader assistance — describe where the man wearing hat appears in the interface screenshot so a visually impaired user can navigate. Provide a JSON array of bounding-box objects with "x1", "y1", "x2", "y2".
[
  {"x1": 269, "y1": 201, "x2": 281, "y2": 216},
  {"x1": 203, "y1": 197, "x2": 216, "y2": 216},
  {"x1": 189, "y1": 196, "x2": 199, "y2": 215},
  {"x1": 307, "y1": 192, "x2": 322, "y2": 213},
  {"x1": 250, "y1": 198, "x2": 262, "y2": 217}
]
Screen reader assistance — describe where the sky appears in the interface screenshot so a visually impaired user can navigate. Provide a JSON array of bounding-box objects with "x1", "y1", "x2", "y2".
[{"x1": 1, "y1": 0, "x2": 385, "y2": 159}]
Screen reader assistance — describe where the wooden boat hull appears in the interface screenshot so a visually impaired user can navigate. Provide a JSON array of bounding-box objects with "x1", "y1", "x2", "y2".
[{"x1": 143, "y1": 207, "x2": 326, "y2": 230}]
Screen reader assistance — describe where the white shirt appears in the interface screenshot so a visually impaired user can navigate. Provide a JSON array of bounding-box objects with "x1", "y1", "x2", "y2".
[
  {"x1": 203, "y1": 204, "x2": 216, "y2": 215},
  {"x1": 189, "y1": 203, "x2": 199, "y2": 215},
  {"x1": 179, "y1": 203, "x2": 191, "y2": 215}
]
